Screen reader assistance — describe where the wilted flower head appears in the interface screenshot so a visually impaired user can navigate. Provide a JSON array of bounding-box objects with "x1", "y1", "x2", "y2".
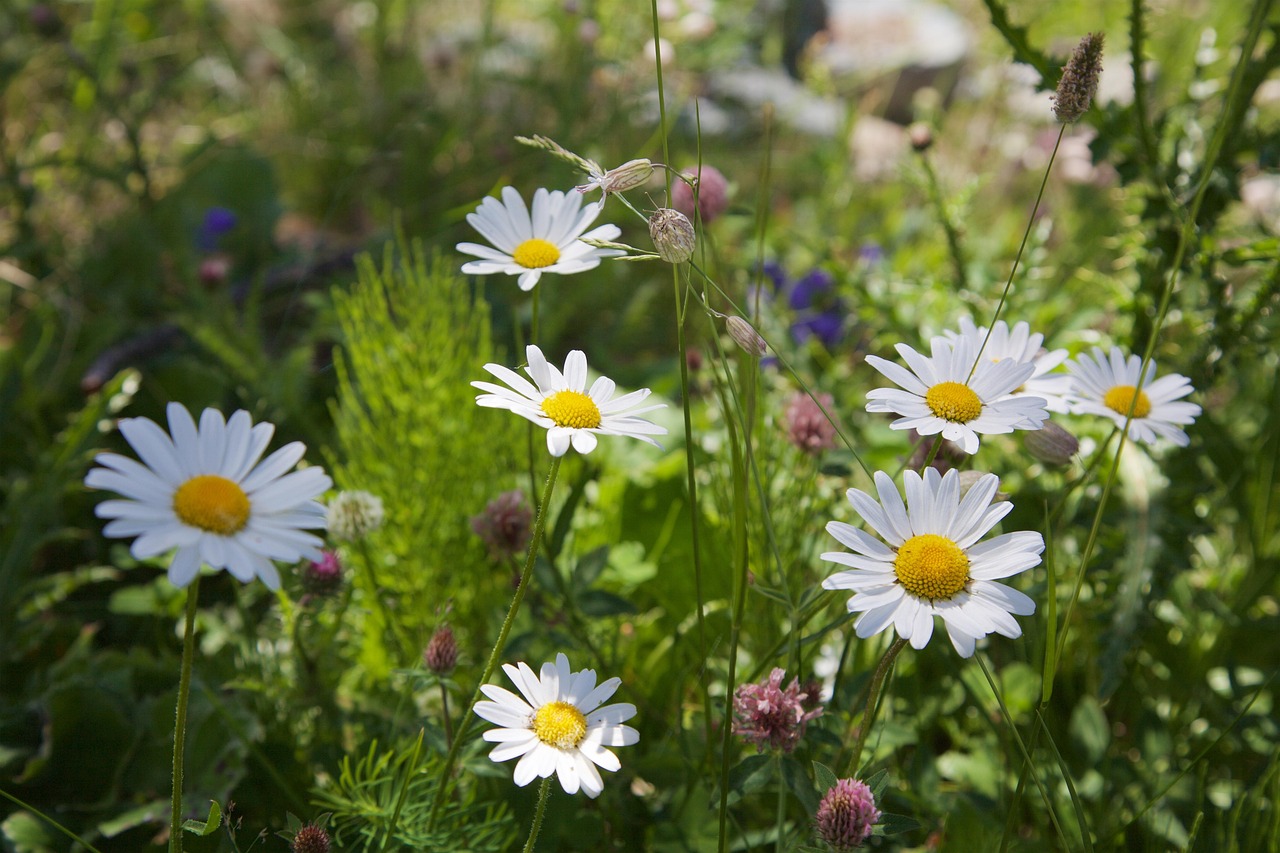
[
  {"x1": 727, "y1": 315, "x2": 767, "y2": 357},
  {"x1": 327, "y1": 490, "x2": 384, "y2": 542},
  {"x1": 302, "y1": 550, "x2": 343, "y2": 596},
  {"x1": 471, "y1": 490, "x2": 534, "y2": 560},
  {"x1": 1053, "y1": 33, "x2": 1105, "y2": 122},
  {"x1": 672, "y1": 165, "x2": 729, "y2": 223},
  {"x1": 732, "y1": 668, "x2": 823, "y2": 753},
  {"x1": 577, "y1": 158, "x2": 654, "y2": 196},
  {"x1": 649, "y1": 208, "x2": 696, "y2": 263},
  {"x1": 424, "y1": 624, "x2": 458, "y2": 675},
  {"x1": 785, "y1": 391, "x2": 837, "y2": 454},
  {"x1": 1024, "y1": 420, "x2": 1080, "y2": 466},
  {"x1": 815, "y1": 778, "x2": 880, "y2": 850}
]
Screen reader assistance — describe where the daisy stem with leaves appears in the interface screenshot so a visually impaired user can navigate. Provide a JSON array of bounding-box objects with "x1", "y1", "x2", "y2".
[
  {"x1": 427, "y1": 456, "x2": 562, "y2": 829},
  {"x1": 169, "y1": 577, "x2": 200, "y2": 853}
]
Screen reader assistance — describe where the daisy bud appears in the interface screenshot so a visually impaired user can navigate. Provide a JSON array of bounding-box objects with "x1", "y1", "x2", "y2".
[
  {"x1": 1023, "y1": 420, "x2": 1080, "y2": 467},
  {"x1": 577, "y1": 158, "x2": 654, "y2": 196},
  {"x1": 815, "y1": 778, "x2": 880, "y2": 851},
  {"x1": 785, "y1": 391, "x2": 837, "y2": 454},
  {"x1": 1052, "y1": 33, "x2": 1105, "y2": 123},
  {"x1": 672, "y1": 165, "x2": 730, "y2": 223},
  {"x1": 424, "y1": 624, "x2": 458, "y2": 675},
  {"x1": 302, "y1": 550, "x2": 344, "y2": 596},
  {"x1": 290, "y1": 824, "x2": 331, "y2": 853},
  {"x1": 326, "y1": 490, "x2": 385, "y2": 542},
  {"x1": 648, "y1": 208, "x2": 696, "y2": 263},
  {"x1": 727, "y1": 316, "x2": 767, "y2": 357},
  {"x1": 470, "y1": 490, "x2": 533, "y2": 560}
]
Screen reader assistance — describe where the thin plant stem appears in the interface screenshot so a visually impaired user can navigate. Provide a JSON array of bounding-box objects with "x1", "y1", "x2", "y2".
[
  {"x1": 377, "y1": 728, "x2": 424, "y2": 853},
  {"x1": 170, "y1": 576, "x2": 201, "y2": 853},
  {"x1": 968, "y1": 124, "x2": 1065, "y2": 382},
  {"x1": 974, "y1": 655, "x2": 1077, "y2": 851},
  {"x1": 357, "y1": 537, "x2": 411, "y2": 660},
  {"x1": 716, "y1": 353, "x2": 756, "y2": 853},
  {"x1": 845, "y1": 637, "x2": 907, "y2": 776},
  {"x1": 919, "y1": 151, "x2": 967, "y2": 291},
  {"x1": 428, "y1": 456, "x2": 563, "y2": 829},
  {"x1": 523, "y1": 778, "x2": 554, "y2": 853},
  {"x1": 774, "y1": 752, "x2": 787, "y2": 853},
  {"x1": 0, "y1": 787, "x2": 107, "y2": 853},
  {"x1": 439, "y1": 681, "x2": 454, "y2": 749}
]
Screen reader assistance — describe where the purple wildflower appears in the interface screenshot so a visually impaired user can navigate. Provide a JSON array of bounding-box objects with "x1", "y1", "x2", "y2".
[
  {"x1": 197, "y1": 207, "x2": 238, "y2": 251},
  {"x1": 470, "y1": 490, "x2": 533, "y2": 560},
  {"x1": 732, "y1": 668, "x2": 823, "y2": 753},
  {"x1": 815, "y1": 778, "x2": 880, "y2": 850},
  {"x1": 785, "y1": 391, "x2": 837, "y2": 454}
]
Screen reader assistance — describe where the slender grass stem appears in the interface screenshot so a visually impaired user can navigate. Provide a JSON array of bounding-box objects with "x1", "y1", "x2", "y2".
[
  {"x1": 845, "y1": 638, "x2": 906, "y2": 777},
  {"x1": 969, "y1": 125, "x2": 1064, "y2": 381},
  {"x1": 377, "y1": 728, "x2": 424, "y2": 853},
  {"x1": 919, "y1": 151, "x2": 967, "y2": 291},
  {"x1": 439, "y1": 681, "x2": 454, "y2": 749},
  {"x1": 522, "y1": 778, "x2": 554, "y2": 853},
  {"x1": 0, "y1": 787, "x2": 107, "y2": 853},
  {"x1": 428, "y1": 456, "x2": 563, "y2": 829},
  {"x1": 170, "y1": 576, "x2": 201, "y2": 853},
  {"x1": 774, "y1": 752, "x2": 787, "y2": 853}
]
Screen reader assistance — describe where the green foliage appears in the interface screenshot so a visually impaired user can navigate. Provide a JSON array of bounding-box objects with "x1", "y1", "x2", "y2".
[
  {"x1": 330, "y1": 242, "x2": 523, "y2": 665},
  {"x1": 311, "y1": 737, "x2": 516, "y2": 852}
]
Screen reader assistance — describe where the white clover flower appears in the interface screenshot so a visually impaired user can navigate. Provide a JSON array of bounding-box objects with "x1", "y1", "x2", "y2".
[
  {"x1": 472, "y1": 345, "x2": 667, "y2": 457},
  {"x1": 457, "y1": 187, "x2": 623, "y2": 291},
  {"x1": 1065, "y1": 346, "x2": 1201, "y2": 447},
  {"x1": 326, "y1": 490, "x2": 384, "y2": 542},
  {"x1": 941, "y1": 318, "x2": 1072, "y2": 413},
  {"x1": 865, "y1": 336, "x2": 1050, "y2": 454},
  {"x1": 822, "y1": 469, "x2": 1043, "y2": 657},
  {"x1": 85, "y1": 403, "x2": 330, "y2": 590},
  {"x1": 475, "y1": 653, "x2": 639, "y2": 798}
]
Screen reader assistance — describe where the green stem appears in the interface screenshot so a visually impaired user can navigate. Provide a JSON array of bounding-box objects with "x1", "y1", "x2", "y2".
[
  {"x1": 969, "y1": 125, "x2": 1064, "y2": 382},
  {"x1": 845, "y1": 638, "x2": 907, "y2": 776},
  {"x1": 428, "y1": 456, "x2": 563, "y2": 829},
  {"x1": 439, "y1": 680, "x2": 454, "y2": 749},
  {"x1": 522, "y1": 778, "x2": 554, "y2": 853},
  {"x1": 649, "y1": 0, "x2": 712, "y2": 766},
  {"x1": 0, "y1": 787, "x2": 107, "y2": 853},
  {"x1": 358, "y1": 538, "x2": 411, "y2": 661},
  {"x1": 377, "y1": 729, "x2": 424, "y2": 853},
  {"x1": 919, "y1": 151, "x2": 967, "y2": 291},
  {"x1": 170, "y1": 576, "x2": 200, "y2": 853},
  {"x1": 774, "y1": 752, "x2": 787, "y2": 853}
]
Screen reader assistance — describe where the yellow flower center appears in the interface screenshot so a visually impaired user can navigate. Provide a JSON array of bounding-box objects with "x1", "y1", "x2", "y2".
[
  {"x1": 541, "y1": 390, "x2": 602, "y2": 429},
  {"x1": 924, "y1": 381, "x2": 983, "y2": 423},
  {"x1": 172, "y1": 475, "x2": 250, "y2": 535},
  {"x1": 512, "y1": 238, "x2": 561, "y2": 269},
  {"x1": 1103, "y1": 385, "x2": 1152, "y2": 419},
  {"x1": 894, "y1": 533, "x2": 970, "y2": 601},
  {"x1": 532, "y1": 701, "x2": 588, "y2": 749}
]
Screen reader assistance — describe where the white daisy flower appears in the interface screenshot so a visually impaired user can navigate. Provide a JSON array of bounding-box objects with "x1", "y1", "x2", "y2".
[
  {"x1": 822, "y1": 468, "x2": 1043, "y2": 657},
  {"x1": 457, "y1": 186, "x2": 624, "y2": 291},
  {"x1": 1065, "y1": 347, "x2": 1201, "y2": 447},
  {"x1": 475, "y1": 652, "x2": 639, "y2": 798},
  {"x1": 865, "y1": 336, "x2": 1050, "y2": 454},
  {"x1": 941, "y1": 318, "x2": 1072, "y2": 413},
  {"x1": 85, "y1": 402, "x2": 330, "y2": 590},
  {"x1": 472, "y1": 345, "x2": 667, "y2": 457}
]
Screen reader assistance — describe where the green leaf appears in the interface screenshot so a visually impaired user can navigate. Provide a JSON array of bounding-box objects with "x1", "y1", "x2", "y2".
[
  {"x1": 572, "y1": 546, "x2": 610, "y2": 590},
  {"x1": 724, "y1": 754, "x2": 773, "y2": 805},
  {"x1": 1069, "y1": 696, "x2": 1110, "y2": 765},
  {"x1": 577, "y1": 589, "x2": 638, "y2": 617},
  {"x1": 181, "y1": 800, "x2": 221, "y2": 836},
  {"x1": 811, "y1": 760, "x2": 839, "y2": 795},
  {"x1": 783, "y1": 756, "x2": 819, "y2": 815},
  {"x1": 877, "y1": 811, "x2": 923, "y2": 836}
]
